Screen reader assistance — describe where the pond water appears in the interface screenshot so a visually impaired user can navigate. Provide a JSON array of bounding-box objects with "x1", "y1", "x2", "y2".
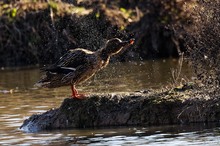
[{"x1": 0, "y1": 59, "x2": 220, "y2": 145}]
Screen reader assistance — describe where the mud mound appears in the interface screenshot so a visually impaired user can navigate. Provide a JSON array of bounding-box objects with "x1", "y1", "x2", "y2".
[{"x1": 20, "y1": 87, "x2": 220, "y2": 132}]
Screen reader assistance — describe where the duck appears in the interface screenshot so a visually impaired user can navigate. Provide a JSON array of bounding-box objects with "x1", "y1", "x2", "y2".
[{"x1": 35, "y1": 38, "x2": 135, "y2": 99}]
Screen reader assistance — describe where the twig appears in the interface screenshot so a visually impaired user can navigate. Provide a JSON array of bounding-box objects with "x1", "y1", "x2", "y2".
[{"x1": 170, "y1": 52, "x2": 184, "y2": 86}]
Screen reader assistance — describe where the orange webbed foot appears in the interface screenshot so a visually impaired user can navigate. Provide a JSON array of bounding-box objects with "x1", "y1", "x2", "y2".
[
  {"x1": 71, "y1": 94, "x2": 87, "y2": 100},
  {"x1": 70, "y1": 85, "x2": 87, "y2": 100}
]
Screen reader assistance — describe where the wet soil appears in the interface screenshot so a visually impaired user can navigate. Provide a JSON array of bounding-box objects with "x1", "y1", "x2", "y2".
[{"x1": 21, "y1": 85, "x2": 220, "y2": 132}]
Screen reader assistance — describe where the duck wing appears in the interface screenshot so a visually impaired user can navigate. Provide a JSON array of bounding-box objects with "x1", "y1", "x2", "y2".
[
  {"x1": 37, "y1": 49, "x2": 94, "y2": 87},
  {"x1": 42, "y1": 49, "x2": 89, "y2": 74}
]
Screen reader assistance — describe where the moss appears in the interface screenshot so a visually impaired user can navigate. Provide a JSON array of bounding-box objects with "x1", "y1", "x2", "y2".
[
  {"x1": 119, "y1": 7, "x2": 133, "y2": 18},
  {"x1": 48, "y1": 1, "x2": 58, "y2": 11}
]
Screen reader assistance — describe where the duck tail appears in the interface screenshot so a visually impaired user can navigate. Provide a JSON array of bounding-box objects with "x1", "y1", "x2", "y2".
[
  {"x1": 34, "y1": 72, "x2": 64, "y2": 88},
  {"x1": 34, "y1": 75, "x2": 51, "y2": 87},
  {"x1": 34, "y1": 73, "x2": 52, "y2": 87},
  {"x1": 34, "y1": 81, "x2": 50, "y2": 88}
]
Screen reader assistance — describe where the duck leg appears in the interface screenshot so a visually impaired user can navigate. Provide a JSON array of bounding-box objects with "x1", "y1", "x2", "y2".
[{"x1": 71, "y1": 85, "x2": 86, "y2": 99}]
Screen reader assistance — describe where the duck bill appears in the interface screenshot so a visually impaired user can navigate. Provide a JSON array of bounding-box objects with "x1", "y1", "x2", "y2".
[{"x1": 121, "y1": 38, "x2": 135, "y2": 47}]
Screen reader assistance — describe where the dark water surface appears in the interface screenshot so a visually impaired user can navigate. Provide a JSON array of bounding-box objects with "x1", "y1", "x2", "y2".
[{"x1": 0, "y1": 59, "x2": 220, "y2": 145}]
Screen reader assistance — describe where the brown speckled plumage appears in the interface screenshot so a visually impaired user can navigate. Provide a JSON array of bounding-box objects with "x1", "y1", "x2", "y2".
[{"x1": 36, "y1": 38, "x2": 134, "y2": 98}]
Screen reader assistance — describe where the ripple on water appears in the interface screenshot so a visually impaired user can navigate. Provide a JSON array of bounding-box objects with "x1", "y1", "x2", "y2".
[
  {"x1": 1, "y1": 61, "x2": 220, "y2": 146},
  {"x1": 35, "y1": 106, "x2": 50, "y2": 109},
  {"x1": 29, "y1": 110, "x2": 47, "y2": 113}
]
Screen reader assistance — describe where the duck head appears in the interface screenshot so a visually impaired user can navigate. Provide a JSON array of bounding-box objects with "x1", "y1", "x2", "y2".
[{"x1": 101, "y1": 38, "x2": 135, "y2": 56}]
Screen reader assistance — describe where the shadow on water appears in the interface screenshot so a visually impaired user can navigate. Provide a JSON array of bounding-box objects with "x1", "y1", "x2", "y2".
[{"x1": 1, "y1": 59, "x2": 219, "y2": 145}]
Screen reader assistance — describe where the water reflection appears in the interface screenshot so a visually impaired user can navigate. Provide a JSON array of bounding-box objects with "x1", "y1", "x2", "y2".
[{"x1": 1, "y1": 59, "x2": 218, "y2": 146}]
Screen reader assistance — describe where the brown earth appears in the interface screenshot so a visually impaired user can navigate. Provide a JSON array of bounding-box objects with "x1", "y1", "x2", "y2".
[
  {"x1": 20, "y1": 85, "x2": 220, "y2": 132},
  {"x1": 0, "y1": 0, "x2": 195, "y2": 67}
]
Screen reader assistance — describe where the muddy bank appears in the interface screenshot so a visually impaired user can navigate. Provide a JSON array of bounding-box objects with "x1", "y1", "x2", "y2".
[
  {"x1": 20, "y1": 87, "x2": 220, "y2": 132},
  {"x1": 0, "y1": 0, "x2": 194, "y2": 67}
]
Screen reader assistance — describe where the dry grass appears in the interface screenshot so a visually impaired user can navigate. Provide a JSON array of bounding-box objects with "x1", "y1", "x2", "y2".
[{"x1": 170, "y1": 53, "x2": 184, "y2": 87}]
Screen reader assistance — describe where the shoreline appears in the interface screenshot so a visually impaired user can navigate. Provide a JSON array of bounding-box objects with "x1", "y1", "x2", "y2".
[{"x1": 20, "y1": 86, "x2": 220, "y2": 132}]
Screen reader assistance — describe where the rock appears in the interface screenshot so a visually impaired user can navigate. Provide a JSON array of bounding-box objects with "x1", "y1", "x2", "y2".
[{"x1": 20, "y1": 90, "x2": 220, "y2": 132}]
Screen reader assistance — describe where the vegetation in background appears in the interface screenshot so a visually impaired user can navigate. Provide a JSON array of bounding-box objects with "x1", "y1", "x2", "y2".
[
  {"x1": 0, "y1": 1, "x2": 100, "y2": 66},
  {"x1": 175, "y1": 0, "x2": 220, "y2": 90},
  {"x1": 0, "y1": 0, "x2": 194, "y2": 67}
]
